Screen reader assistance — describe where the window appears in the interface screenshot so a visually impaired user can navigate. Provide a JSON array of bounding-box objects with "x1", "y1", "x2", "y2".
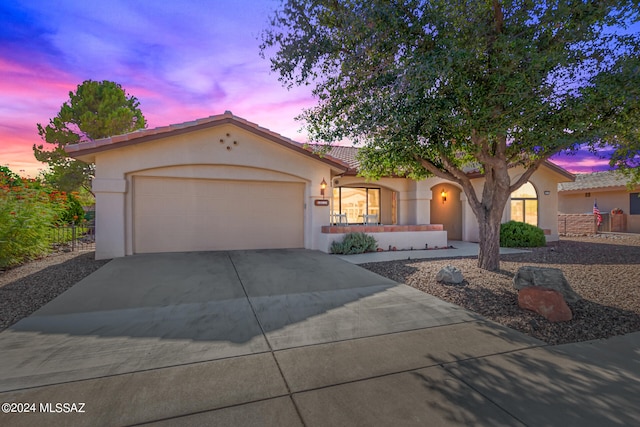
[
  {"x1": 510, "y1": 182, "x2": 538, "y2": 226},
  {"x1": 631, "y1": 193, "x2": 640, "y2": 215},
  {"x1": 333, "y1": 187, "x2": 380, "y2": 224}
]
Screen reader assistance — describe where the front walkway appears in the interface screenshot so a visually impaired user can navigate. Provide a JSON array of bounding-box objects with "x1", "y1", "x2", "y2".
[{"x1": 338, "y1": 240, "x2": 529, "y2": 264}]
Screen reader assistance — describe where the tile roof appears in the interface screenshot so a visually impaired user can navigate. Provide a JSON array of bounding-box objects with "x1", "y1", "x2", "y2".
[
  {"x1": 64, "y1": 111, "x2": 349, "y2": 171},
  {"x1": 326, "y1": 146, "x2": 360, "y2": 171},
  {"x1": 558, "y1": 170, "x2": 631, "y2": 192},
  {"x1": 325, "y1": 145, "x2": 573, "y2": 181}
]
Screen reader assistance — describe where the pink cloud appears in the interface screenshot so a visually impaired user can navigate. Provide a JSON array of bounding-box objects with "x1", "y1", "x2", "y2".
[
  {"x1": 550, "y1": 153, "x2": 612, "y2": 174},
  {"x1": 0, "y1": 57, "x2": 82, "y2": 177}
]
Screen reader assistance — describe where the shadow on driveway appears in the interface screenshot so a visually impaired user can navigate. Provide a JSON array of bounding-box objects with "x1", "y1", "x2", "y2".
[{"x1": 0, "y1": 249, "x2": 478, "y2": 391}]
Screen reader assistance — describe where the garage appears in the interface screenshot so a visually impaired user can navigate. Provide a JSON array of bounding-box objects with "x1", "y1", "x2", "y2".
[
  {"x1": 65, "y1": 112, "x2": 348, "y2": 259},
  {"x1": 133, "y1": 176, "x2": 305, "y2": 253}
]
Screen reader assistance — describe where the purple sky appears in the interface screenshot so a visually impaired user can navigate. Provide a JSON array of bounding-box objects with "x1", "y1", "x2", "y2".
[{"x1": 0, "y1": 0, "x2": 620, "y2": 177}]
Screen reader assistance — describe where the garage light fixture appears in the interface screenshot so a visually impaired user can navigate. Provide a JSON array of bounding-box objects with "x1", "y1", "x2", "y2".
[
  {"x1": 441, "y1": 189, "x2": 447, "y2": 203},
  {"x1": 320, "y1": 178, "x2": 327, "y2": 199}
]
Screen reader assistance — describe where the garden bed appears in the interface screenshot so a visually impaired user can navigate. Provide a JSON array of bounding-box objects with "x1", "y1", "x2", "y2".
[{"x1": 362, "y1": 234, "x2": 640, "y2": 345}]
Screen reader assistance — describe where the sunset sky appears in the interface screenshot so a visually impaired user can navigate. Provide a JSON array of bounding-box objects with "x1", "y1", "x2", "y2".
[{"x1": 1, "y1": 0, "x2": 630, "y2": 177}]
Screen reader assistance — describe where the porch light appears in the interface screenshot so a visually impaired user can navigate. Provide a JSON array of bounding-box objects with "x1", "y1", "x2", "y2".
[
  {"x1": 441, "y1": 189, "x2": 447, "y2": 203},
  {"x1": 320, "y1": 178, "x2": 327, "y2": 199}
]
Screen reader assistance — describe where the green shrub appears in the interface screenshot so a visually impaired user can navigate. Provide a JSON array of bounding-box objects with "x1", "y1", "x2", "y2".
[
  {"x1": 0, "y1": 170, "x2": 67, "y2": 268},
  {"x1": 500, "y1": 220, "x2": 546, "y2": 248},
  {"x1": 330, "y1": 232, "x2": 378, "y2": 254},
  {"x1": 0, "y1": 187, "x2": 62, "y2": 268},
  {"x1": 60, "y1": 193, "x2": 85, "y2": 225}
]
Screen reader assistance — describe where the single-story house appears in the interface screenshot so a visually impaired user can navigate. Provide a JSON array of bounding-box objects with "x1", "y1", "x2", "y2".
[
  {"x1": 558, "y1": 171, "x2": 640, "y2": 233},
  {"x1": 66, "y1": 112, "x2": 575, "y2": 260}
]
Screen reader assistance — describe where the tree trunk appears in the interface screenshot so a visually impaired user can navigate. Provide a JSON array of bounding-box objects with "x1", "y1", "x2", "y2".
[
  {"x1": 469, "y1": 160, "x2": 512, "y2": 271},
  {"x1": 477, "y1": 214, "x2": 502, "y2": 271}
]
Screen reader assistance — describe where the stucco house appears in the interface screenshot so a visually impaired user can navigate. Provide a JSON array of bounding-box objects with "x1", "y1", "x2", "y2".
[
  {"x1": 558, "y1": 171, "x2": 640, "y2": 234},
  {"x1": 66, "y1": 112, "x2": 574, "y2": 260}
]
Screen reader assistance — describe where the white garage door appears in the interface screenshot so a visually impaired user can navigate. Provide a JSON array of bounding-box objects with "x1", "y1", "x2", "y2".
[{"x1": 133, "y1": 177, "x2": 304, "y2": 253}]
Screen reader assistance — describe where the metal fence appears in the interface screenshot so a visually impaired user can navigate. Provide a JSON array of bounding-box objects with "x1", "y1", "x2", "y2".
[{"x1": 50, "y1": 224, "x2": 95, "y2": 252}]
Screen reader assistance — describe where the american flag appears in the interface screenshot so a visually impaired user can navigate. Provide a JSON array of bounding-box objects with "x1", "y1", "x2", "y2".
[{"x1": 594, "y1": 200, "x2": 603, "y2": 227}]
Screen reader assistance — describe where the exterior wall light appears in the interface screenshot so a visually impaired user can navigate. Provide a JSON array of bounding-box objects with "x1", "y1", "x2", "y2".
[
  {"x1": 320, "y1": 178, "x2": 327, "y2": 199},
  {"x1": 441, "y1": 189, "x2": 447, "y2": 203}
]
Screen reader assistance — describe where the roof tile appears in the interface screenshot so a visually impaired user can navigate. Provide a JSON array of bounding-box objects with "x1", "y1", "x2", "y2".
[
  {"x1": 326, "y1": 146, "x2": 360, "y2": 170},
  {"x1": 558, "y1": 171, "x2": 630, "y2": 191}
]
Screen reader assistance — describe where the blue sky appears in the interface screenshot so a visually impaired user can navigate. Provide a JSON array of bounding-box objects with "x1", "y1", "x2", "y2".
[
  {"x1": 1, "y1": 0, "x2": 630, "y2": 176},
  {"x1": 2, "y1": 0, "x2": 314, "y2": 176}
]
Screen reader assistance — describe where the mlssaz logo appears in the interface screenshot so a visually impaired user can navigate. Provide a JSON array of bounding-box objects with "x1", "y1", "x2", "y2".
[{"x1": 40, "y1": 402, "x2": 86, "y2": 413}]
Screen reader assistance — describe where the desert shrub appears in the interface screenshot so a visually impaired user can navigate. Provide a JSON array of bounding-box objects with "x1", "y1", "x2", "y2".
[
  {"x1": 330, "y1": 232, "x2": 378, "y2": 254},
  {"x1": 0, "y1": 170, "x2": 66, "y2": 268},
  {"x1": 500, "y1": 220, "x2": 546, "y2": 248},
  {"x1": 59, "y1": 193, "x2": 85, "y2": 225}
]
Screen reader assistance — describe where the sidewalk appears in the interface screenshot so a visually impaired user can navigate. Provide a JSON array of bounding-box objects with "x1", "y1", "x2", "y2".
[{"x1": 338, "y1": 240, "x2": 529, "y2": 264}]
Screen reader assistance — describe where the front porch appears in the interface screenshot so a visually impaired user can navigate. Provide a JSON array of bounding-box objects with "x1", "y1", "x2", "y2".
[{"x1": 317, "y1": 224, "x2": 448, "y2": 253}]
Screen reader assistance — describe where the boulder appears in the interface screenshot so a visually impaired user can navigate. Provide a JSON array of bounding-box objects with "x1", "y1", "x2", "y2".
[
  {"x1": 436, "y1": 265, "x2": 464, "y2": 284},
  {"x1": 513, "y1": 266, "x2": 581, "y2": 303},
  {"x1": 518, "y1": 286, "x2": 573, "y2": 322}
]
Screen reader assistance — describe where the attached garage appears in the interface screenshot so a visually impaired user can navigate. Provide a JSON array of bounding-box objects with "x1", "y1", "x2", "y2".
[
  {"x1": 65, "y1": 112, "x2": 348, "y2": 259},
  {"x1": 133, "y1": 177, "x2": 304, "y2": 253}
]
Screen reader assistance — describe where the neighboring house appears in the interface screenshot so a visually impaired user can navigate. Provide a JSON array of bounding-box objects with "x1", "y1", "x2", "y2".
[
  {"x1": 558, "y1": 171, "x2": 640, "y2": 234},
  {"x1": 66, "y1": 112, "x2": 574, "y2": 259}
]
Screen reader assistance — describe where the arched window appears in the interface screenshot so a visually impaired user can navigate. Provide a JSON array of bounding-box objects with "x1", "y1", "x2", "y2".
[{"x1": 510, "y1": 182, "x2": 538, "y2": 226}]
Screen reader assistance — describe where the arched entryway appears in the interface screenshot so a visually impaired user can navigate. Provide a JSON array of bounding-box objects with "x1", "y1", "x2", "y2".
[{"x1": 430, "y1": 183, "x2": 462, "y2": 240}]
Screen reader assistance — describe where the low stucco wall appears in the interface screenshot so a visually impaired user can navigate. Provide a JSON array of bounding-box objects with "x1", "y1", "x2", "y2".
[{"x1": 316, "y1": 230, "x2": 448, "y2": 253}]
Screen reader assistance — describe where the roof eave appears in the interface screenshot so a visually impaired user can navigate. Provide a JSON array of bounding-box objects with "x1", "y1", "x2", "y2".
[
  {"x1": 542, "y1": 160, "x2": 576, "y2": 182},
  {"x1": 559, "y1": 184, "x2": 640, "y2": 194},
  {"x1": 466, "y1": 160, "x2": 575, "y2": 182}
]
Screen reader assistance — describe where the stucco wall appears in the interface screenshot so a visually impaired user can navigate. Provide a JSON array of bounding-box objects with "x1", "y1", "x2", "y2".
[
  {"x1": 559, "y1": 188, "x2": 640, "y2": 233},
  {"x1": 559, "y1": 189, "x2": 627, "y2": 214},
  {"x1": 91, "y1": 124, "x2": 335, "y2": 258},
  {"x1": 517, "y1": 165, "x2": 564, "y2": 242},
  {"x1": 442, "y1": 164, "x2": 566, "y2": 243},
  {"x1": 429, "y1": 182, "x2": 463, "y2": 240}
]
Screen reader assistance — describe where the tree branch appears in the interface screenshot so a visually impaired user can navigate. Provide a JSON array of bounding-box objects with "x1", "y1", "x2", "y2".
[
  {"x1": 415, "y1": 154, "x2": 481, "y2": 210},
  {"x1": 509, "y1": 157, "x2": 546, "y2": 192}
]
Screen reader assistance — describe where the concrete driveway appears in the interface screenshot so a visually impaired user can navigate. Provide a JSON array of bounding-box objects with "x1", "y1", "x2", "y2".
[{"x1": 1, "y1": 249, "x2": 638, "y2": 426}]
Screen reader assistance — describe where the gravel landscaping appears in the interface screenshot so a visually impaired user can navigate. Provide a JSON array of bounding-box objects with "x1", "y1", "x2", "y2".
[
  {"x1": 1, "y1": 235, "x2": 639, "y2": 344},
  {"x1": 363, "y1": 234, "x2": 640, "y2": 345},
  {"x1": 0, "y1": 251, "x2": 109, "y2": 331}
]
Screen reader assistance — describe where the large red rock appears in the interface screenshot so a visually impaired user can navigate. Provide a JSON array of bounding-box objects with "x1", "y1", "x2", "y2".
[{"x1": 518, "y1": 286, "x2": 573, "y2": 322}]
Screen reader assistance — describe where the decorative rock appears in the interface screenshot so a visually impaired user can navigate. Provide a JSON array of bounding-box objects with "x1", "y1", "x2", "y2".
[
  {"x1": 513, "y1": 266, "x2": 581, "y2": 303},
  {"x1": 436, "y1": 265, "x2": 464, "y2": 284},
  {"x1": 518, "y1": 286, "x2": 573, "y2": 322}
]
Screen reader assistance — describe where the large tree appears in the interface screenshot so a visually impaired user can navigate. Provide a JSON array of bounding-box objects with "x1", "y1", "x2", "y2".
[
  {"x1": 34, "y1": 80, "x2": 147, "y2": 193},
  {"x1": 262, "y1": 0, "x2": 640, "y2": 270}
]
